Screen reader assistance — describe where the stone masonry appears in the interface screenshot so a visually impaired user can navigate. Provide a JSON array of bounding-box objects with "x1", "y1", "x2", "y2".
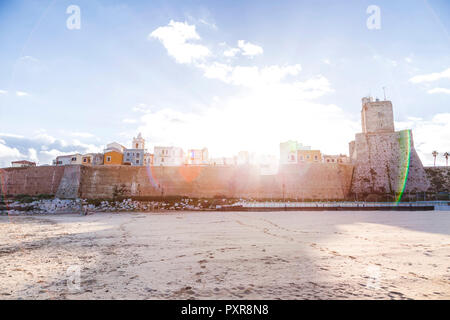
[{"x1": 350, "y1": 97, "x2": 430, "y2": 195}]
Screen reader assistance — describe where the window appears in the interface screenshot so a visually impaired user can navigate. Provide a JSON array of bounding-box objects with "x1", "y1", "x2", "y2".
[
  {"x1": 127, "y1": 153, "x2": 130, "y2": 156},
  {"x1": 307, "y1": 155, "x2": 310, "y2": 159},
  {"x1": 83, "y1": 158, "x2": 87, "y2": 162},
  {"x1": 107, "y1": 156, "x2": 111, "y2": 162},
  {"x1": 314, "y1": 155, "x2": 318, "y2": 160},
  {"x1": 161, "y1": 158, "x2": 164, "y2": 162},
  {"x1": 136, "y1": 160, "x2": 139, "y2": 164}
]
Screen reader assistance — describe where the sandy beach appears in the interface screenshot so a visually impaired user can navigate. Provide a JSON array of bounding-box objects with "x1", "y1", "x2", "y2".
[{"x1": 0, "y1": 210, "x2": 449, "y2": 300}]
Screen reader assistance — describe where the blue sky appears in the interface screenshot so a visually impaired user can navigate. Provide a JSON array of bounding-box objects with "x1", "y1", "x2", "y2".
[{"x1": 0, "y1": 0, "x2": 449, "y2": 166}]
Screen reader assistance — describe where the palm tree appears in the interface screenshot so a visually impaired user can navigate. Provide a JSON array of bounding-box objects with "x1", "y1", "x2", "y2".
[
  {"x1": 444, "y1": 152, "x2": 449, "y2": 166},
  {"x1": 432, "y1": 151, "x2": 438, "y2": 166}
]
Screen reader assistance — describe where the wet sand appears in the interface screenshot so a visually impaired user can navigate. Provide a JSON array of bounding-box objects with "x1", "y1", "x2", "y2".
[{"x1": 0, "y1": 210, "x2": 449, "y2": 299}]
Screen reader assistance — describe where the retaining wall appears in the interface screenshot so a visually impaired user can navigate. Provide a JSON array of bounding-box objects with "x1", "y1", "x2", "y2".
[{"x1": 0, "y1": 163, "x2": 354, "y2": 200}]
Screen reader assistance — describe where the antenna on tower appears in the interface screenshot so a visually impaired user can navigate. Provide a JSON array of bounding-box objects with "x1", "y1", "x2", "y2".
[{"x1": 382, "y1": 86, "x2": 387, "y2": 100}]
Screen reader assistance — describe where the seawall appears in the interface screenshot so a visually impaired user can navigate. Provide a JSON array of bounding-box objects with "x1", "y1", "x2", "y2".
[
  {"x1": 425, "y1": 167, "x2": 450, "y2": 193},
  {"x1": 0, "y1": 166, "x2": 66, "y2": 196},
  {"x1": 0, "y1": 163, "x2": 354, "y2": 200}
]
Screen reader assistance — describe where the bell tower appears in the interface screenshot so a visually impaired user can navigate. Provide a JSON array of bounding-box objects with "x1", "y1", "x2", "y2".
[{"x1": 132, "y1": 132, "x2": 145, "y2": 149}]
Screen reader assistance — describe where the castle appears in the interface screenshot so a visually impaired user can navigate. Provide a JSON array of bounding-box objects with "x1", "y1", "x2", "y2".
[
  {"x1": 0, "y1": 96, "x2": 438, "y2": 201},
  {"x1": 349, "y1": 97, "x2": 430, "y2": 195}
]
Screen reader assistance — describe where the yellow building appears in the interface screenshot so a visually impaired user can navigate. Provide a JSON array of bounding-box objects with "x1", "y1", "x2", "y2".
[
  {"x1": 104, "y1": 150, "x2": 123, "y2": 165},
  {"x1": 297, "y1": 150, "x2": 322, "y2": 163}
]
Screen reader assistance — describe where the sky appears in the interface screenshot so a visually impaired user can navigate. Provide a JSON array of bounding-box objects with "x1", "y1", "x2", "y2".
[{"x1": 0, "y1": 0, "x2": 449, "y2": 167}]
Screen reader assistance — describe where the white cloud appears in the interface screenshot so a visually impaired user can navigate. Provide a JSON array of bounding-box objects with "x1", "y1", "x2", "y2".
[
  {"x1": 137, "y1": 93, "x2": 356, "y2": 158},
  {"x1": 198, "y1": 63, "x2": 304, "y2": 88},
  {"x1": 16, "y1": 91, "x2": 29, "y2": 97},
  {"x1": 405, "y1": 57, "x2": 413, "y2": 63},
  {"x1": 0, "y1": 90, "x2": 7, "y2": 95},
  {"x1": 28, "y1": 148, "x2": 38, "y2": 162},
  {"x1": 222, "y1": 40, "x2": 263, "y2": 58},
  {"x1": 223, "y1": 48, "x2": 240, "y2": 57},
  {"x1": 71, "y1": 132, "x2": 95, "y2": 138},
  {"x1": 147, "y1": 20, "x2": 345, "y2": 157},
  {"x1": 198, "y1": 19, "x2": 217, "y2": 30},
  {"x1": 149, "y1": 20, "x2": 210, "y2": 64},
  {"x1": 39, "y1": 149, "x2": 64, "y2": 160},
  {"x1": 132, "y1": 103, "x2": 152, "y2": 113},
  {"x1": 0, "y1": 142, "x2": 23, "y2": 166},
  {"x1": 409, "y1": 67, "x2": 450, "y2": 84},
  {"x1": 71, "y1": 139, "x2": 102, "y2": 153},
  {"x1": 427, "y1": 87, "x2": 450, "y2": 95},
  {"x1": 123, "y1": 118, "x2": 138, "y2": 124},
  {"x1": 396, "y1": 114, "x2": 450, "y2": 166},
  {"x1": 19, "y1": 56, "x2": 39, "y2": 63},
  {"x1": 0, "y1": 133, "x2": 103, "y2": 167},
  {"x1": 237, "y1": 40, "x2": 263, "y2": 57}
]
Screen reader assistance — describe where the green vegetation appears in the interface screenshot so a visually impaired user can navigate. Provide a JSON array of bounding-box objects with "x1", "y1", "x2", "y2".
[{"x1": 14, "y1": 194, "x2": 35, "y2": 203}]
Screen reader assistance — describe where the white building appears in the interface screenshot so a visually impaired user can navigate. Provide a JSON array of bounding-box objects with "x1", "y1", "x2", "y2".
[
  {"x1": 53, "y1": 154, "x2": 83, "y2": 166},
  {"x1": 279, "y1": 140, "x2": 311, "y2": 164},
  {"x1": 105, "y1": 142, "x2": 126, "y2": 153},
  {"x1": 209, "y1": 157, "x2": 237, "y2": 166},
  {"x1": 186, "y1": 148, "x2": 209, "y2": 165},
  {"x1": 153, "y1": 146, "x2": 184, "y2": 166},
  {"x1": 11, "y1": 160, "x2": 36, "y2": 168},
  {"x1": 323, "y1": 154, "x2": 350, "y2": 164},
  {"x1": 144, "y1": 153, "x2": 153, "y2": 166},
  {"x1": 82, "y1": 153, "x2": 103, "y2": 165},
  {"x1": 237, "y1": 151, "x2": 250, "y2": 166}
]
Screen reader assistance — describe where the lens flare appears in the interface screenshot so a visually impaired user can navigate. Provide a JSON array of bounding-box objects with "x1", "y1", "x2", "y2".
[
  {"x1": 179, "y1": 166, "x2": 203, "y2": 183},
  {"x1": 395, "y1": 130, "x2": 412, "y2": 204},
  {"x1": 145, "y1": 165, "x2": 160, "y2": 189}
]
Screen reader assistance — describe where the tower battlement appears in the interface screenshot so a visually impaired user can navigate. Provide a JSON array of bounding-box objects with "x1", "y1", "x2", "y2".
[{"x1": 361, "y1": 97, "x2": 394, "y2": 134}]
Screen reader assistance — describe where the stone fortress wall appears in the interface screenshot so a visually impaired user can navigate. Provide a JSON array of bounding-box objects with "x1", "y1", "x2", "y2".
[
  {"x1": 0, "y1": 163, "x2": 354, "y2": 200},
  {"x1": 425, "y1": 167, "x2": 450, "y2": 193},
  {"x1": 1, "y1": 97, "x2": 444, "y2": 201},
  {"x1": 349, "y1": 97, "x2": 430, "y2": 195},
  {"x1": 0, "y1": 166, "x2": 66, "y2": 197}
]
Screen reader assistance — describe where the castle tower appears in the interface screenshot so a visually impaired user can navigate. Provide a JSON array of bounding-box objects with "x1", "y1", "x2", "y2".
[
  {"x1": 361, "y1": 97, "x2": 394, "y2": 134},
  {"x1": 349, "y1": 97, "x2": 429, "y2": 197},
  {"x1": 132, "y1": 132, "x2": 145, "y2": 150}
]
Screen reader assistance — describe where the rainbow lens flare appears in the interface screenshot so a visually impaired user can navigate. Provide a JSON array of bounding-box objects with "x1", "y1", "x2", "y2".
[{"x1": 395, "y1": 130, "x2": 412, "y2": 204}]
